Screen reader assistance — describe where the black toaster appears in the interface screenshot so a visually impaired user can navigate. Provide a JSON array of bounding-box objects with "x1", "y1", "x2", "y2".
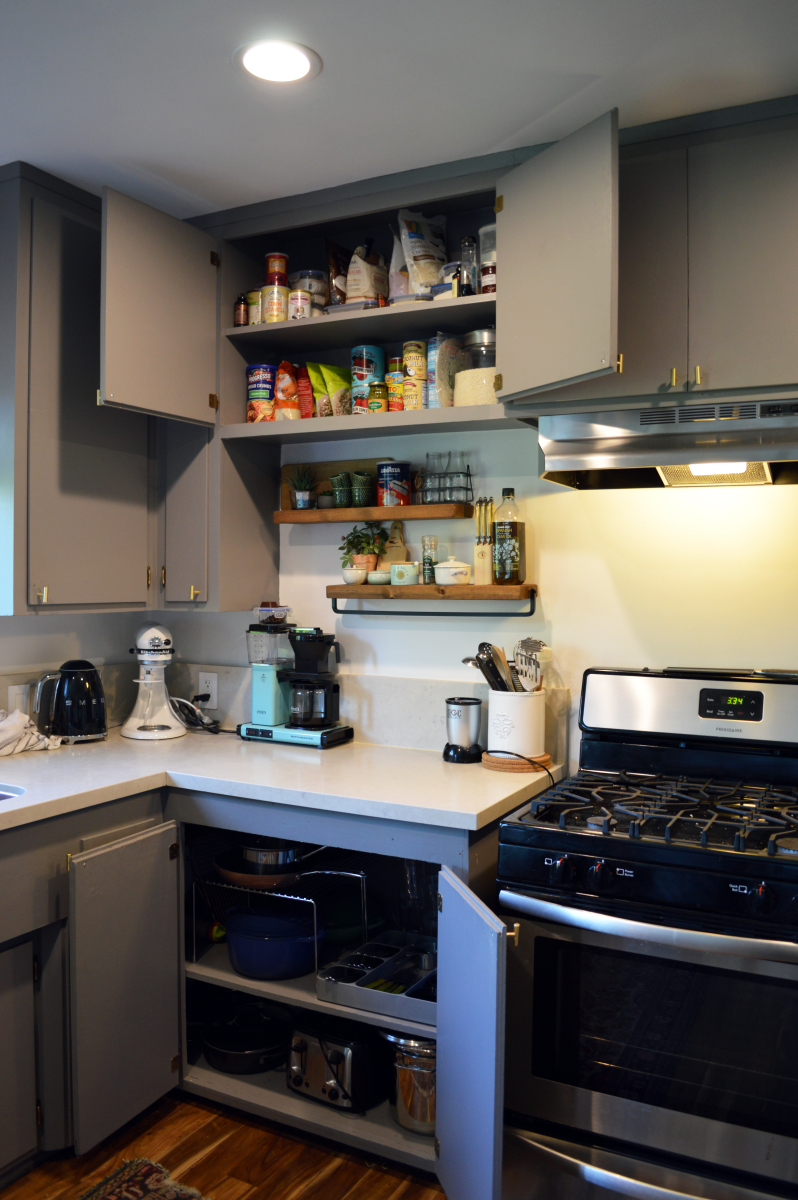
[{"x1": 287, "y1": 1013, "x2": 392, "y2": 1111}]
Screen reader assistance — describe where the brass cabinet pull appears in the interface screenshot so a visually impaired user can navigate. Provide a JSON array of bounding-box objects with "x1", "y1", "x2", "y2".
[
  {"x1": 147, "y1": 566, "x2": 152, "y2": 589},
  {"x1": 190, "y1": 585, "x2": 201, "y2": 601},
  {"x1": 161, "y1": 566, "x2": 166, "y2": 588},
  {"x1": 506, "y1": 922, "x2": 521, "y2": 947},
  {"x1": 36, "y1": 586, "x2": 48, "y2": 604},
  {"x1": 616, "y1": 353, "x2": 623, "y2": 374},
  {"x1": 670, "y1": 368, "x2": 678, "y2": 388},
  {"x1": 694, "y1": 365, "x2": 702, "y2": 386}
]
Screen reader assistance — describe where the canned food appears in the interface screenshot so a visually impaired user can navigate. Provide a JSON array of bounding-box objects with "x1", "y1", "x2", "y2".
[
  {"x1": 377, "y1": 460, "x2": 411, "y2": 506},
  {"x1": 265, "y1": 251, "x2": 289, "y2": 284},
  {"x1": 386, "y1": 357, "x2": 404, "y2": 411},
  {"x1": 480, "y1": 261, "x2": 497, "y2": 293},
  {"x1": 367, "y1": 382, "x2": 388, "y2": 413},
  {"x1": 246, "y1": 289, "x2": 262, "y2": 325},
  {"x1": 403, "y1": 341, "x2": 427, "y2": 410},
  {"x1": 352, "y1": 344, "x2": 385, "y2": 415},
  {"x1": 288, "y1": 289, "x2": 312, "y2": 320},
  {"x1": 261, "y1": 285, "x2": 289, "y2": 323},
  {"x1": 246, "y1": 364, "x2": 276, "y2": 422}
]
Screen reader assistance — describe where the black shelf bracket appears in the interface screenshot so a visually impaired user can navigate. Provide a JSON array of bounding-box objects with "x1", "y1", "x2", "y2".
[{"x1": 330, "y1": 591, "x2": 537, "y2": 619}]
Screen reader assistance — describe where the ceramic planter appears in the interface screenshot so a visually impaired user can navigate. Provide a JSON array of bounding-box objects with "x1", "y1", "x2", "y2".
[
  {"x1": 317, "y1": 495, "x2": 335, "y2": 509},
  {"x1": 351, "y1": 554, "x2": 378, "y2": 572},
  {"x1": 293, "y1": 490, "x2": 316, "y2": 509}
]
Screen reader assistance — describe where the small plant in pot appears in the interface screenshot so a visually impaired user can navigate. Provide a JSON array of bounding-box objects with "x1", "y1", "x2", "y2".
[
  {"x1": 340, "y1": 521, "x2": 388, "y2": 579},
  {"x1": 287, "y1": 463, "x2": 317, "y2": 509},
  {"x1": 317, "y1": 489, "x2": 335, "y2": 509}
]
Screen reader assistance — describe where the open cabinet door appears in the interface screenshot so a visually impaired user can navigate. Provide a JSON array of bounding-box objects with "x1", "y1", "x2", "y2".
[
  {"x1": 101, "y1": 188, "x2": 218, "y2": 425},
  {"x1": 69, "y1": 823, "x2": 181, "y2": 1154},
  {"x1": 437, "y1": 867, "x2": 506, "y2": 1200},
  {"x1": 496, "y1": 110, "x2": 618, "y2": 401}
]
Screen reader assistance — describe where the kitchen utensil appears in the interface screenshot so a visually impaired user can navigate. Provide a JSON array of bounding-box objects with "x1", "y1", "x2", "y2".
[
  {"x1": 479, "y1": 643, "x2": 514, "y2": 691},
  {"x1": 225, "y1": 907, "x2": 324, "y2": 980},
  {"x1": 513, "y1": 639, "x2": 552, "y2": 691},
  {"x1": 214, "y1": 836, "x2": 323, "y2": 889},
  {"x1": 487, "y1": 688, "x2": 546, "y2": 758},
  {"x1": 434, "y1": 556, "x2": 472, "y2": 585},
  {"x1": 461, "y1": 655, "x2": 498, "y2": 692},
  {"x1": 202, "y1": 1002, "x2": 292, "y2": 1074},
  {"x1": 475, "y1": 649, "x2": 509, "y2": 692},
  {"x1": 443, "y1": 696, "x2": 482, "y2": 763},
  {"x1": 381, "y1": 1031, "x2": 436, "y2": 1136},
  {"x1": 288, "y1": 1013, "x2": 393, "y2": 1111},
  {"x1": 35, "y1": 659, "x2": 107, "y2": 743},
  {"x1": 496, "y1": 645, "x2": 518, "y2": 691},
  {"x1": 474, "y1": 498, "x2": 492, "y2": 585}
]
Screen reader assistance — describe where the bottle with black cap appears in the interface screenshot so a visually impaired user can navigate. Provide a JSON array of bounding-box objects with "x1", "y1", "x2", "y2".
[{"x1": 492, "y1": 487, "x2": 525, "y2": 585}]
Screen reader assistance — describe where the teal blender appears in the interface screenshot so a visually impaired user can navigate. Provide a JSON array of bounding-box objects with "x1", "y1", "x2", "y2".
[{"x1": 238, "y1": 608, "x2": 354, "y2": 749}]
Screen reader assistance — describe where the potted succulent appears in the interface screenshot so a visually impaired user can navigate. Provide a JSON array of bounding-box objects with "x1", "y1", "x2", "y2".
[
  {"x1": 287, "y1": 463, "x2": 317, "y2": 509},
  {"x1": 340, "y1": 521, "x2": 388, "y2": 575},
  {"x1": 317, "y1": 489, "x2": 335, "y2": 509}
]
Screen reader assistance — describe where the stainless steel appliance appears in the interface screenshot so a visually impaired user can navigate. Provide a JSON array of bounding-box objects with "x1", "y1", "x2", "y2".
[
  {"x1": 443, "y1": 696, "x2": 482, "y2": 763},
  {"x1": 287, "y1": 1013, "x2": 392, "y2": 1111},
  {"x1": 498, "y1": 668, "x2": 798, "y2": 1197},
  {"x1": 35, "y1": 659, "x2": 107, "y2": 742}
]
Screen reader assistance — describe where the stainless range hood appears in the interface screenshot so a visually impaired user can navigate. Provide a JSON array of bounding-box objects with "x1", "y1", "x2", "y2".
[{"x1": 538, "y1": 399, "x2": 798, "y2": 488}]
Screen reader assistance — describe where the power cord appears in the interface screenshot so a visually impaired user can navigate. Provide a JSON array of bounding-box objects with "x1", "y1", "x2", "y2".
[{"x1": 169, "y1": 695, "x2": 221, "y2": 734}]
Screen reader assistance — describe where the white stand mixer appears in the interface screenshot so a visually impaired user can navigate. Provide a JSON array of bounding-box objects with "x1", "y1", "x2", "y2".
[{"x1": 121, "y1": 623, "x2": 186, "y2": 741}]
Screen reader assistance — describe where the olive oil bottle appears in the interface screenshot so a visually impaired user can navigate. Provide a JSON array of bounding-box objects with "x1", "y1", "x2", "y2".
[{"x1": 492, "y1": 487, "x2": 525, "y2": 584}]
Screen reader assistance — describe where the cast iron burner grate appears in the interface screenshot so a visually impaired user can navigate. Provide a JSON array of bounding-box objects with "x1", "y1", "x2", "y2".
[{"x1": 523, "y1": 770, "x2": 798, "y2": 855}]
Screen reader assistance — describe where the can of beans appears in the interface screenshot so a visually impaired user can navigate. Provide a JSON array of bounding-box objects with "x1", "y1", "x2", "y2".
[
  {"x1": 352, "y1": 345, "x2": 385, "y2": 415},
  {"x1": 288, "y1": 289, "x2": 312, "y2": 320},
  {"x1": 246, "y1": 290, "x2": 262, "y2": 325},
  {"x1": 262, "y1": 285, "x2": 289, "y2": 323},
  {"x1": 246, "y1": 364, "x2": 276, "y2": 422},
  {"x1": 377, "y1": 460, "x2": 411, "y2": 506},
  {"x1": 265, "y1": 251, "x2": 289, "y2": 285},
  {"x1": 367, "y1": 382, "x2": 388, "y2": 413},
  {"x1": 403, "y1": 340, "x2": 427, "y2": 410},
  {"x1": 386, "y1": 357, "x2": 404, "y2": 411}
]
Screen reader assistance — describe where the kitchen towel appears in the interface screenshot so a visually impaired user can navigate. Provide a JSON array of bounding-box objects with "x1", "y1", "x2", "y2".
[{"x1": 0, "y1": 707, "x2": 61, "y2": 755}]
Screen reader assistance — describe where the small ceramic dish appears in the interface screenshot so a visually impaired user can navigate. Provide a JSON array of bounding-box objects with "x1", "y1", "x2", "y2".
[
  {"x1": 342, "y1": 567, "x2": 368, "y2": 584},
  {"x1": 367, "y1": 570, "x2": 391, "y2": 584}
]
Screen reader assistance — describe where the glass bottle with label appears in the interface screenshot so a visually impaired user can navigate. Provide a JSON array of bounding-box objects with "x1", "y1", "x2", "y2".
[
  {"x1": 421, "y1": 535, "x2": 438, "y2": 584},
  {"x1": 492, "y1": 487, "x2": 525, "y2": 585}
]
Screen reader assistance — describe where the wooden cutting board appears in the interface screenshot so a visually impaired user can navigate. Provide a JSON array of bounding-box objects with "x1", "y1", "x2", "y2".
[{"x1": 377, "y1": 520, "x2": 409, "y2": 567}]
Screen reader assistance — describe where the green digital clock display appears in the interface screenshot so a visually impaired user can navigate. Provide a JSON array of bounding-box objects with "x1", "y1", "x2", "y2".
[{"x1": 723, "y1": 694, "x2": 745, "y2": 706}]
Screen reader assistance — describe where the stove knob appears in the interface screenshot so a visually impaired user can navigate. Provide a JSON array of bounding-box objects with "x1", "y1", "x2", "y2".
[
  {"x1": 587, "y1": 860, "x2": 612, "y2": 894},
  {"x1": 749, "y1": 883, "x2": 776, "y2": 917},
  {"x1": 552, "y1": 856, "x2": 575, "y2": 886},
  {"x1": 328, "y1": 1088, "x2": 340, "y2": 1102}
]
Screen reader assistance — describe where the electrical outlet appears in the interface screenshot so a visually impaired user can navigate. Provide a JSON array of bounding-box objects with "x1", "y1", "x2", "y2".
[
  {"x1": 7, "y1": 684, "x2": 30, "y2": 714},
  {"x1": 198, "y1": 672, "x2": 218, "y2": 710}
]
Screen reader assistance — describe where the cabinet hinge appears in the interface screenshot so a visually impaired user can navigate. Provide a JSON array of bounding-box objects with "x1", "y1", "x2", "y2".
[
  {"x1": 169, "y1": 842, "x2": 179, "y2": 860},
  {"x1": 33, "y1": 956, "x2": 39, "y2": 983},
  {"x1": 147, "y1": 566, "x2": 152, "y2": 589},
  {"x1": 209, "y1": 394, "x2": 219, "y2": 409},
  {"x1": 494, "y1": 195, "x2": 504, "y2": 213},
  {"x1": 161, "y1": 565, "x2": 166, "y2": 588},
  {"x1": 437, "y1": 892, "x2": 443, "y2": 912},
  {"x1": 210, "y1": 250, "x2": 220, "y2": 268},
  {"x1": 36, "y1": 1102, "x2": 42, "y2": 1127},
  {"x1": 171, "y1": 1054, "x2": 181, "y2": 1072},
  {"x1": 493, "y1": 373, "x2": 503, "y2": 392}
]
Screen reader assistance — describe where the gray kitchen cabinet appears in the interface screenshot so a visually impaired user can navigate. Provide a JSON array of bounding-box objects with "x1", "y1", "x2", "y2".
[
  {"x1": 163, "y1": 420, "x2": 209, "y2": 604},
  {"x1": 28, "y1": 195, "x2": 150, "y2": 606},
  {"x1": 688, "y1": 125, "x2": 798, "y2": 392},
  {"x1": 69, "y1": 822, "x2": 180, "y2": 1154},
  {"x1": 496, "y1": 110, "x2": 618, "y2": 401},
  {"x1": 101, "y1": 188, "x2": 218, "y2": 426},
  {"x1": 0, "y1": 941, "x2": 38, "y2": 1174}
]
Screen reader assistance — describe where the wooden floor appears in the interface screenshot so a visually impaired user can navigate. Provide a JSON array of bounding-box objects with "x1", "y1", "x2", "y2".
[{"x1": 1, "y1": 1092, "x2": 445, "y2": 1200}]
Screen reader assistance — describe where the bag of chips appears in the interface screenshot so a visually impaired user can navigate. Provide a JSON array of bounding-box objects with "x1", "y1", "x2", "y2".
[
  {"x1": 296, "y1": 365, "x2": 314, "y2": 418},
  {"x1": 320, "y1": 363, "x2": 353, "y2": 416},
  {"x1": 307, "y1": 362, "x2": 333, "y2": 417},
  {"x1": 398, "y1": 209, "x2": 448, "y2": 293},
  {"x1": 274, "y1": 361, "x2": 301, "y2": 420}
]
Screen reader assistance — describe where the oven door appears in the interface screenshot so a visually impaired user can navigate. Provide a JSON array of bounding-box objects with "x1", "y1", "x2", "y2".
[{"x1": 500, "y1": 889, "x2": 798, "y2": 1190}]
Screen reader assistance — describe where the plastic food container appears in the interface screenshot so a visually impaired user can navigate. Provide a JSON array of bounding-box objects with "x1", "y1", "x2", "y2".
[
  {"x1": 431, "y1": 283, "x2": 451, "y2": 299},
  {"x1": 440, "y1": 261, "x2": 462, "y2": 285},
  {"x1": 389, "y1": 293, "x2": 433, "y2": 305},
  {"x1": 478, "y1": 223, "x2": 496, "y2": 263},
  {"x1": 288, "y1": 270, "x2": 328, "y2": 298}
]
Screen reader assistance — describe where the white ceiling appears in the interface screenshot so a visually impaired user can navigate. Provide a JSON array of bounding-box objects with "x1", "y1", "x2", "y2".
[{"x1": 2, "y1": 0, "x2": 798, "y2": 218}]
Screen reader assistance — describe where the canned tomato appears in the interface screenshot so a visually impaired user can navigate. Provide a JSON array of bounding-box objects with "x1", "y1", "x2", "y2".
[
  {"x1": 265, "y1": 251, "x2": 289, "y2": 284},
  {"x1": 377, "y1": 460, "x2": 411, "y2": 506},
  {"x1": 386, "y1": 357, "x2": 404, "y2": 411},
  {"x1": 403, "y1": 341, "x2": 427, "y2": 410},
  {"x1": 262, "y1": 285, "x2": 289, "y2": 323},
  {"x1": 246, "y1": 289, "x2": 262, "y2": 325},
  {"x1": 288, "y1": 289, "x2": 312, "y2": 320},
  {"x1": 246, "y1": 364, "x2": 276, "y2": 422},
  {"x1": 352, "y1": 344, "x2": 385, "y2": 415},
  {"x1": 367, "y1": 382, "x2": 388, "y2": 413}
]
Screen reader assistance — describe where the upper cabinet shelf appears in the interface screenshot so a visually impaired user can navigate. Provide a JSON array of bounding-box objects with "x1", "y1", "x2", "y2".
[
  {"x1": 220, "y1": 403, "x2": 534, "y2": 444},
  {"x1": 225, "y1": 294, "x2": 495, "y2": 358}
]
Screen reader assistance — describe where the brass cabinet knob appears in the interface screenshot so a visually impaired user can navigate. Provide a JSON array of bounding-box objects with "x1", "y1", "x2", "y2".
[
  {"x1": 694, "y1": 365, "x2": 702, "y2": 386},
  {"x1": 670, "y1": 368, "x2": 678, "y2": 388},
  {"x1": 616, "y1": 353, "x2": 623, "y2": 374},
  {"x1": 36, "y1": 586, "x2": 49, "y2": 604},
  {"x1": 506, "y1": 922, "x2": 520, "y2": 947},
  {"x1": 190, "y1": 585, "x2": 201, "y2": 601}
]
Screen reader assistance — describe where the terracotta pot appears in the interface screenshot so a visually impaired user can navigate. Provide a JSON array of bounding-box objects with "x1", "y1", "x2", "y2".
[{"x1": 351, "y1": 554, "x2": 378, "y2": 571}]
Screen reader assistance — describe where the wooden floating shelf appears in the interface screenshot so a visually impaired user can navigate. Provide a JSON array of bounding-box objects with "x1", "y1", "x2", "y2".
[
  {"x1": 275, "y1": 503, "x2": 473, "y2": 524},
  {"x1": 327, "y1": 583, "x2": 535, "y2": 600}
]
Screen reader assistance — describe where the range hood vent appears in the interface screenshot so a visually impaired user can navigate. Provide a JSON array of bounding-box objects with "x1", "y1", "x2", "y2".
[
  {"x1": 657, "y1": 461, "x2": 773, "y2": 488},
  {"x1": 639, "y1": 409, "x2": 676, "y2": 426},
  {"x1": 678, "y1": 405, "x2": 716, "y2": 423}
]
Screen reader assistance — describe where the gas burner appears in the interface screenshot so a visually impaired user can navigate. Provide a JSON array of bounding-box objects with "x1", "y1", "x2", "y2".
[{"x1": 522, "y1": 770, "x2": 798, "y2": 855}]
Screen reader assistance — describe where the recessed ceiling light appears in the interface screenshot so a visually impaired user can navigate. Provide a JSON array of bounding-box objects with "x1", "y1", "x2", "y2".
[{"x1": 236, "y1": 40, "x2": 322, "y2": 83}]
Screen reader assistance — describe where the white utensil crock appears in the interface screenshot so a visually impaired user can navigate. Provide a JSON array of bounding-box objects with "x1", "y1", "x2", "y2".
[{"x1": 487, "y1": 688, "x2": 545, "y2": 758}]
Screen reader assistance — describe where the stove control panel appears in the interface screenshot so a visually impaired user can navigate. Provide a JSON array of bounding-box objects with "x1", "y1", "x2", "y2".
[{"x1": 698, "y1": 687, "x2": 763, "y2": 722}]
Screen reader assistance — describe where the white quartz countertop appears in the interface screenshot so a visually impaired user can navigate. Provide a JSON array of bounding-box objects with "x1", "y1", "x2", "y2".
[{"x1": 0, "y1": 728, "x2": 563, "y2": 834}]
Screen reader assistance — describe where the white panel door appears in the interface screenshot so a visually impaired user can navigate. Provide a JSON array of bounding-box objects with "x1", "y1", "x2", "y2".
[
  {"x1": 497, "y1": 110, "x2": 618, "y2": 401},
  {"x1": 436, "y1": 866, "x2": 506, "y2": 1200},
  {"x1": 101, "y1": 188, "x2": 218, "y2": 425},
  {"x1": 0, "y1": 942, "x2": 37, "y2": 1172}
]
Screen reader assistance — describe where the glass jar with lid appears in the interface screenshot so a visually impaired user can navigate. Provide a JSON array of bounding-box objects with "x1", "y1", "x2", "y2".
[{"x1": 463, "y1": 328, "x2": 496, "y2": 370}]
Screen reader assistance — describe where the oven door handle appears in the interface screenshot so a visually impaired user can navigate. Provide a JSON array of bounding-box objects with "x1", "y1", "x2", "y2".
[
  {"x1": 507, "y1": 1131, "x2": 767, "y2": 1200},
  {"x1": 498, "y1": 890, "x2": 798, "y2": 963}
]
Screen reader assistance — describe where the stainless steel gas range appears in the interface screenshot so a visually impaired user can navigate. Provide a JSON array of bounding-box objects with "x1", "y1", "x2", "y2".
[{"x1": 498, "y1": 668, "x2": 798, "y2": 1200}]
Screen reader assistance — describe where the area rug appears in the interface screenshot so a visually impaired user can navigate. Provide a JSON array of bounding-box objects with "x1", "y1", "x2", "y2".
[{"x1": 77, "y1": 1158, "x2": 206, "y2": 1200}]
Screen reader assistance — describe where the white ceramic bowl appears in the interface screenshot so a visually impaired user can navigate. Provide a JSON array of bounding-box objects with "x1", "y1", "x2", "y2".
[
  {"x1": 434, "y1": 556, "x2": 472, "y2": 586},
  {"x1": 367, "y1": 570, "x2": 391, "y2": 584},
  {"x1": 342, "y1": 567, "x2": 368, "y2": 584}
]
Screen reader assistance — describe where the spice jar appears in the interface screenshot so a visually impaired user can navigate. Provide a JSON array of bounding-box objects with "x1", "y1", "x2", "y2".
[
  {"x1": 234, "y1": 293, "x2": 248, "y2": 326},
  {"x1": 421, "y1": 535, "x2": 438, "y2": 584}
]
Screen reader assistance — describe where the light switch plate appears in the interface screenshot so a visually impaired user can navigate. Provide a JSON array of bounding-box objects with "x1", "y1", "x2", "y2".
[
  {"x1": 7, "y1": 684, "x2": 30, "y2": 714},
  {"x1": 198, "y1": 672, "x2": 218, "y2": 710}
]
